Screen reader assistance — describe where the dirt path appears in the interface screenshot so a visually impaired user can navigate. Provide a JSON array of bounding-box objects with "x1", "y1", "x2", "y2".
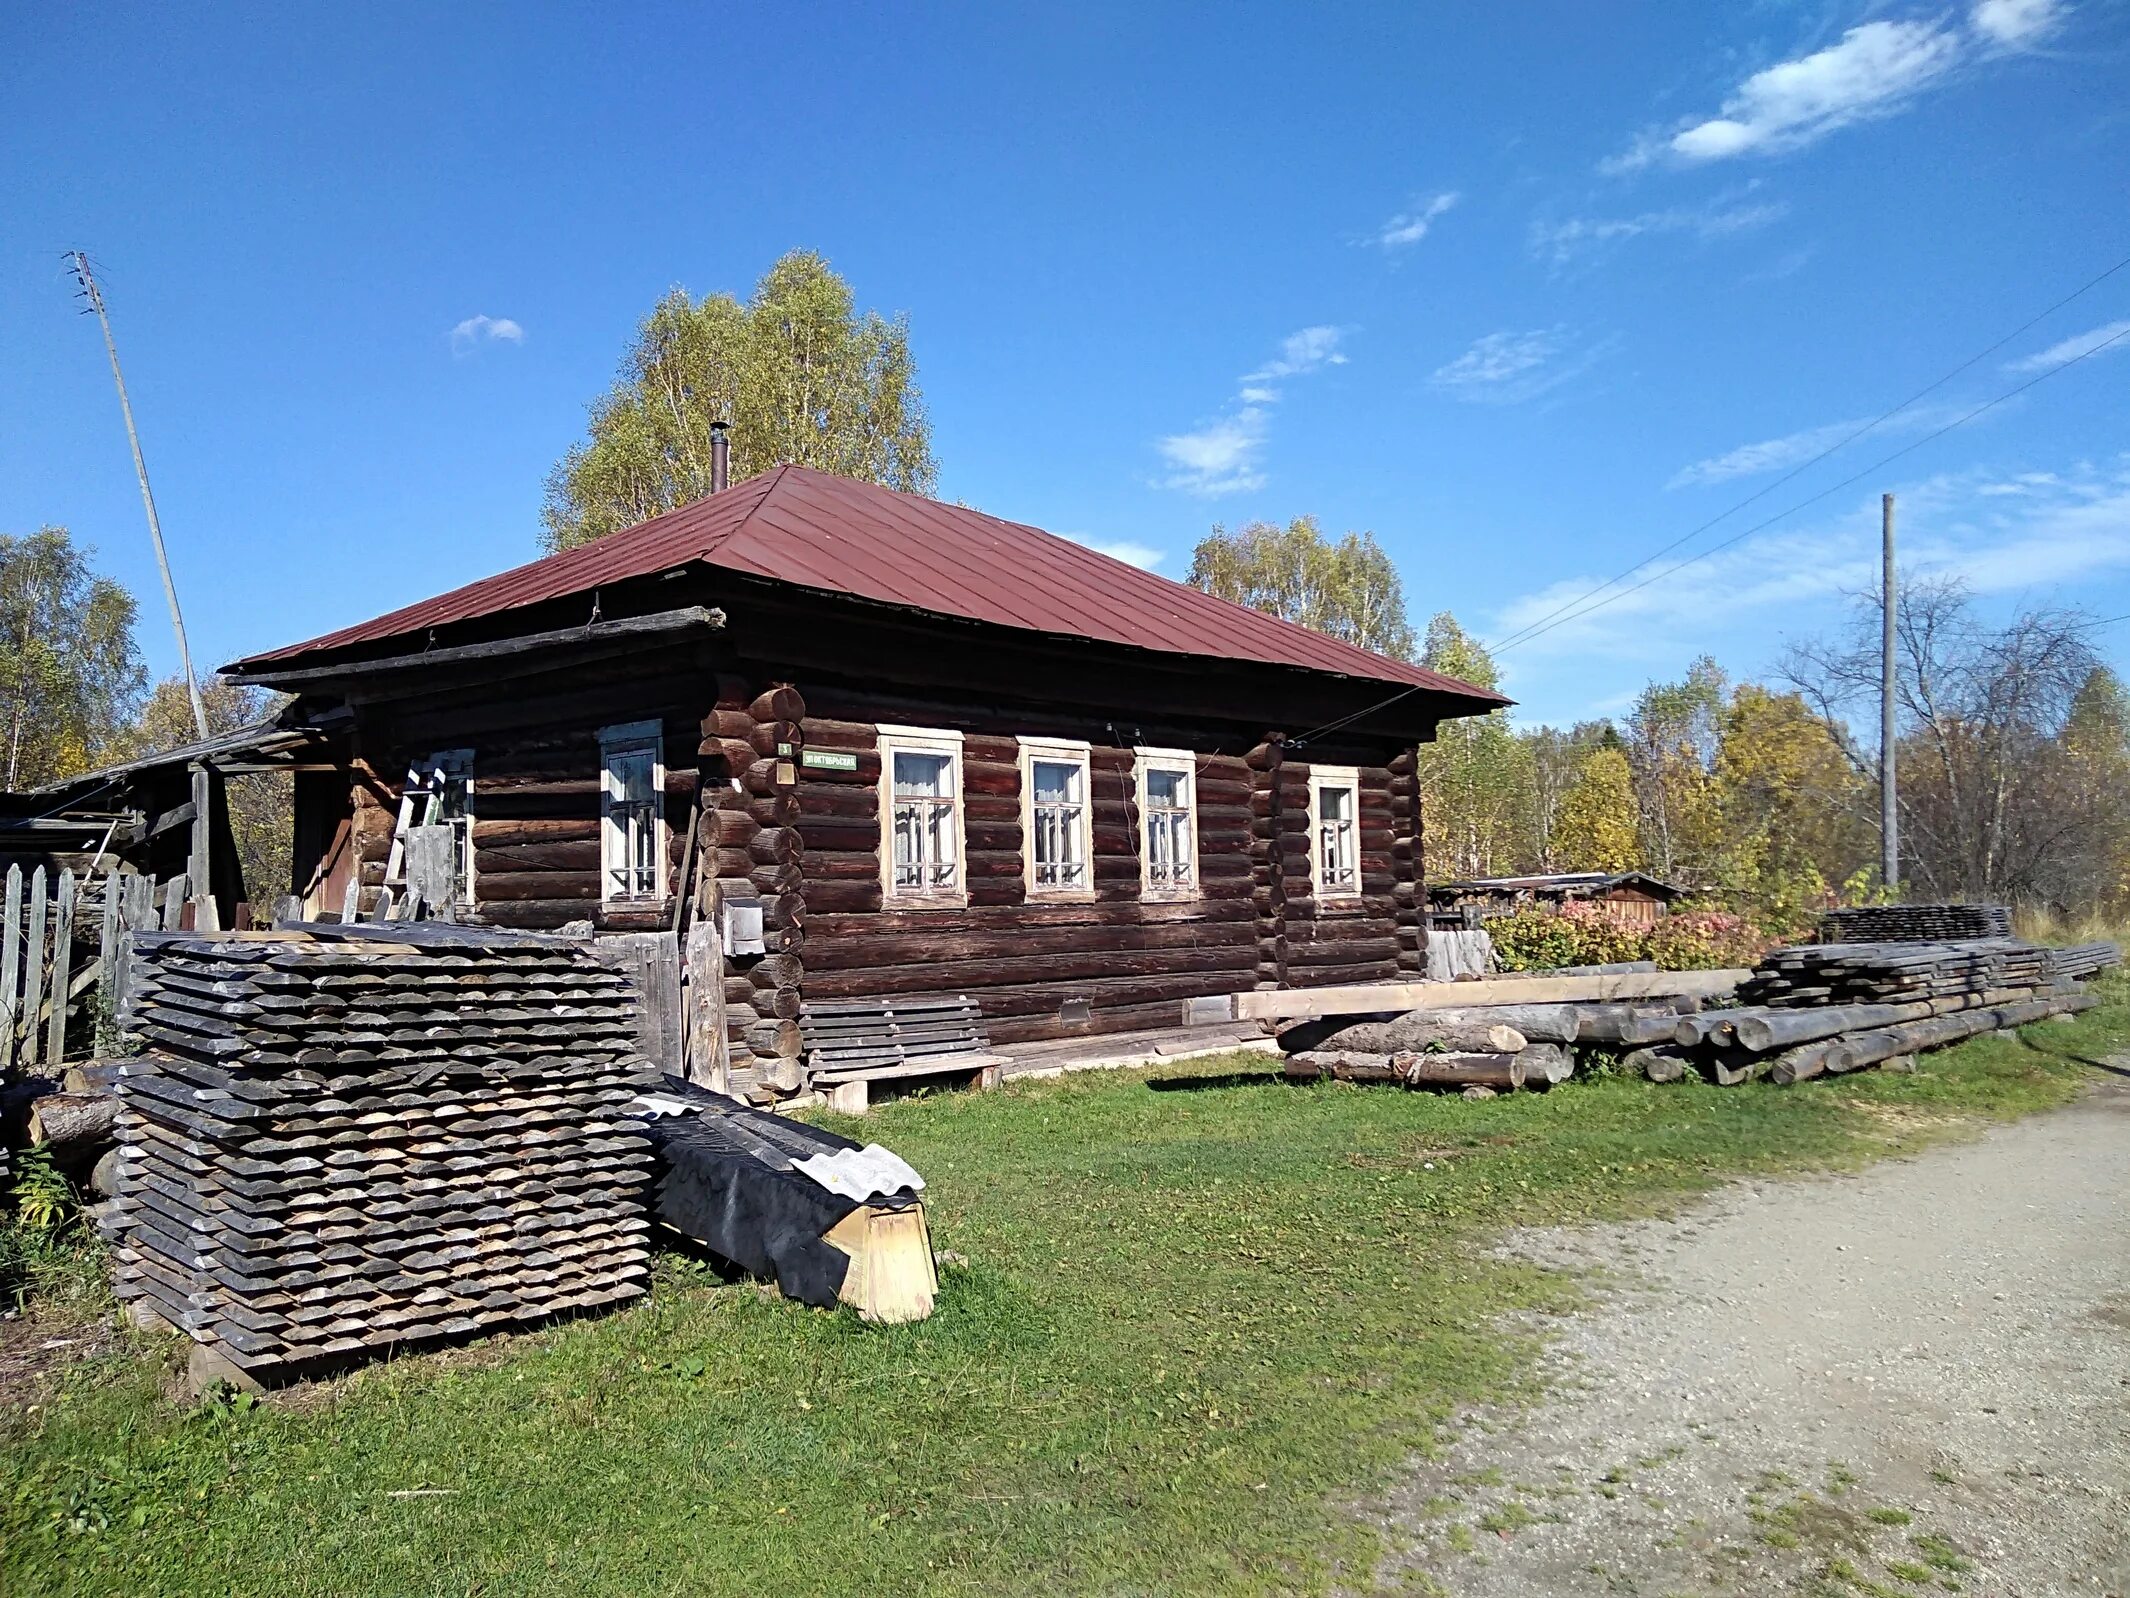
[{"x1": 1379, "y1": 1078, "x2": 2130, "y2": 1597}]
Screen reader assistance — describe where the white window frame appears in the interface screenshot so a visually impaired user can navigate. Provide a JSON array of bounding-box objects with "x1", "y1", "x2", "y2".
[
  {"x1": 598, "y1": 720, "x2": 668, "y2": 904},
  {"x1": 1018, "y1": 736, "x2": 1095, "y2": 902},
  {"x1": 879, "y1": 724, "x2": 967, "y2": 906},
  {"x1": 1308, "y1": 765, "x2": 1362, "y2": 901},
  {"x1": 1134, "y1": 747, "x2": 1198, "y2": 901}
]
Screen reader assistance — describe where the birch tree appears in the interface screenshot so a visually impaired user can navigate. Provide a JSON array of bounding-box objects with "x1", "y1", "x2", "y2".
[
  {"x1": 0, "y1": 527, "x2": 145, "y2": 788},
  {"x1": 543, "y1": 251, "x2": 937, "y2": 551},
  {"x1": 1187, "y1": 516, "x2": 1417, "y2": 659}
]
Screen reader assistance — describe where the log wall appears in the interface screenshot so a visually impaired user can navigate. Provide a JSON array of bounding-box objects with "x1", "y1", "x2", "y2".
[
  {"x1": 334, "y1": 656, "x2": 703, "y2": 934},
  {"x1": 1277, "y1": 755, "x2": 1403, "y2": 990},
  {"x1": 795, "y1": 704, "x2": 1265, "y2": 1046},
  {"x1": 305, "y1": 651, "x2": 1427, "y2": 1063}
]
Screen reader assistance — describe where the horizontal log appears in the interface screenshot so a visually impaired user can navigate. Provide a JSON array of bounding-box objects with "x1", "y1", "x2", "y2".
[
  {"x1": 470, "y1": 818, "x2": 598, "y2": 847},
  {"x1": 1227, "y1": 969, "x2": 1750, "y2": 1025},
  {"x1": 475, "y1": 841, "x2": 600, "y2": 874},
  {"x1": 806, "y1": 916, "x2": 1256, "y2": 972},
  {"x1": 29, "y1": 1091, "x2": 116, "y2": 1151},
  {"x1": 1623, "y1": 1046, "x2": 1690, "y2": 1083},
  {"x1": 1284, "y1": 1049, "x2": 1527, "y2": 1091},
  {"x1": 805, "y1": 851, "x2": 882, "y2": 881},
  {"x1": 1304, "y1": 1015, "x2": 1527, "y2": 1055},
  {"x1": 475, "y1": 872, "x2": 602, "y2": 901},
  {"x1": 807, "y1": 897, "x2": 1255, "y2": 938},
  {"x1": 805, "y1": 943, "x2": 1257, "y2": 1000},
  {"x1": 750, "y1": 686, "x2": 805, "y2": 724}
]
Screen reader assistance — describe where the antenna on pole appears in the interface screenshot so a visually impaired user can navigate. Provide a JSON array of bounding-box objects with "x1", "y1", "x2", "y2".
[{"x1": 67, "y1": 250, "x2": 211, "y2": 742}]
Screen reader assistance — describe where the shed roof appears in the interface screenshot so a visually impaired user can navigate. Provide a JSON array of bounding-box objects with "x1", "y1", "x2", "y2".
[
  {"x1": 230, "y1": 466, "x2": 1507, "y2": 707},
  {"x1": 1433, "y1": 871, "x2": 1683, "y2": 901}
]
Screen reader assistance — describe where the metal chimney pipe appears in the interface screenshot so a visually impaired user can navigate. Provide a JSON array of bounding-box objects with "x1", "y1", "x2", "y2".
[{"x1": 710, "y1": 419, "x2": 731, "y2": 492}]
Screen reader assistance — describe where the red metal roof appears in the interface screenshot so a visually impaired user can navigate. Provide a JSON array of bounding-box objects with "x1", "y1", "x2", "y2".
[{"x1": 234, "y1": 465, "x2": 1506, "y2": 705}]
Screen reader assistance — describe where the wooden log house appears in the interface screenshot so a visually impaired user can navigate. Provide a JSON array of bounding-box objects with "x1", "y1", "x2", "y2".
[{"x1": 225, "y1": 463, "x2": 1505, "y2": 1098}]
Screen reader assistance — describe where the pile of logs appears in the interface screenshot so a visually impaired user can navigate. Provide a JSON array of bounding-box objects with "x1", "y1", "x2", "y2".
[
  {"x1": 106, "y1": 927, "x2": 658, "y2": 1385},
  {"x1": 1628, "y1": 938, "x2": 2118, "y2": 1086},
  {"x1": 1817, "y1": 903, "x2": 2011, "y2": 943},
  {"x1": 1280, "y1": 997, "x2": 1708, "y2": 1094}
]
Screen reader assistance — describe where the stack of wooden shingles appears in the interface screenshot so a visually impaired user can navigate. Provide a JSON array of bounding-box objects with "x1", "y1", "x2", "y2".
[
  {"x1": 1816, "y1": 903, "x2": 2012, "y2": 943},
  {"x1": 1737, "y1": 939, "x2": 2108, "y2": 1006},
  {"x1": 106, "y1": 927, "x2": 657, "y2": 1383},
  {"x1": 1628, "y1": 938, "x2": 2117, "y2": 1086}
]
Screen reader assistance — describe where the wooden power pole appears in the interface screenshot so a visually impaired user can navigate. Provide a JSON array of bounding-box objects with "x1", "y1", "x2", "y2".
[
  {"x1": 67, "y1": 251, "x2": 211, "y2": 743},
  {"x1": 1880, "y1": 492, "x2": 1899, "y2": 896}
]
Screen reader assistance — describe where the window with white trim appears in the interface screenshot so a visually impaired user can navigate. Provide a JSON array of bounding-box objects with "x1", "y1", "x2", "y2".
[
  {"x1": 1019, "y1": 737, "x2": 1093, "y2": 898},
  {"x1": 880, "y1": 725, "x2": 965, "y2": 903},
  {"x1": 599, "y1": 721, "x2": 666, "y2": 903},
  {"x1": 1310, "y1": 766, "x2": 1361, "y2": 899},
  {"x1": 1135, "y1": 747, "x2": 1197, "y2": 897}
]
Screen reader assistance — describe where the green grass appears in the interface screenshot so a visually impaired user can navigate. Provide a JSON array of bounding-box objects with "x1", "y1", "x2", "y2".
[{"x1": 3, "y1": 984, "x2": 2122, "y2": 1598}]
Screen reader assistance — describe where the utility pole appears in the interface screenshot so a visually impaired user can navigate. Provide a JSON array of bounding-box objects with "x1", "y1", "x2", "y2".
[
  {"x1": 67, "y1": 251, "x2": 210, "y2": 742},
  {"x1": 1880, "y1": 492, "x2": 1899, "y2": 897}
]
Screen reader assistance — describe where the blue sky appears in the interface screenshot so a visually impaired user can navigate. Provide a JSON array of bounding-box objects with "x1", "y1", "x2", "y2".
[{"x1": 3, "y1": 1, "x2": 2126, "y2": 726}]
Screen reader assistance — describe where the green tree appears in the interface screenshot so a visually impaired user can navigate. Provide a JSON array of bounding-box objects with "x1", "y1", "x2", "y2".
[
  {"x1": 1709, "y1": 684, "x2": 1870, "y2": 933},
  {"x1": 1413, "y1": 613, "x2": 1529, "y2": 878},
  {"x1": 1187, "y1": 516, "x2": 1416, "y2": 659},
  {"x1": 543, "y1": 250, "x2": 936, "y2": 551},
  {"x1": 1552, "y1": 744, "x2": 1640, "y2": 872},
  {"x1": 0, "y1": 526, "x2": 145, "y2": 788}
]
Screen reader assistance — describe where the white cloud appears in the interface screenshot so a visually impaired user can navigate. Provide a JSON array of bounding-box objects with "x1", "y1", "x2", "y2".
[
  {"x1": 1666, "y1": 405, "x2": 1963, "y2": 489},
  {"x1": 1156, "y1": 326, "x2": 1351, "y2": 496},
  {"x1": 1972, "y1": 0, "x2": 2063, "y2": 47},
  {"x1": 1612, "y1": 20, "x2": 1964, "y2": 169},
  {"x1": 1531, "y1": 197, "x2": 1786, "y2": 266},
  {"x1": 1065, "y1": 537, "x2": 1166, "y2": 571},
  {"x1": 1489, "y1": 461, "x2": 2130, "y2": 671},
  {"x1": 1377, "y1": 191, "x2": 1460, "y2": 249},
  {"x1": 2004, "y1": 317, "x2": 2130, "y2": 373},
  {"x1": 1246, "y1": 325, "x2": 1349, "y2": 383},
  {"x1": 1157, "y1": 408, "x2": 1270, "y2": 496},
  {"x1": 450, "y1": 314, "x2": 525, "y2": 352},
  {"x1": 1430, "y1": 328, "x2": 1612, "y2": 405}
]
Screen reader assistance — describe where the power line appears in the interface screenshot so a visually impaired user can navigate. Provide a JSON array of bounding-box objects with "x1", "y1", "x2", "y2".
[
  {"x1": 1287, "y1": 317, "x2": 2130, "y2": 749},
  {"x1": 1485, "y1": 249, "x2": 2130, "y2": 654},
  {"x1": 1490, "y1": 321, "x2": 2130, "y2": 656}
]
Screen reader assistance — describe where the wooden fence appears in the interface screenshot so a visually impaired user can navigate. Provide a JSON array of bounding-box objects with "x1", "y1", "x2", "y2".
[{"x1": 0, "y1": 866, "x2": 172, "y2": 1073}]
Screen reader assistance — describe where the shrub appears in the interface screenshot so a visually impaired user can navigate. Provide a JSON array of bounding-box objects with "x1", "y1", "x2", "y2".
[{"x1": 1486, "y1": 902, "x2": 1772, "y2": 973}]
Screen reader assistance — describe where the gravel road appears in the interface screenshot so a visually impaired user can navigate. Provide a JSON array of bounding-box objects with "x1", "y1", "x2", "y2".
[{"x1": 1378, "y1": 1076, "x2": 2130, "y2": 1597}]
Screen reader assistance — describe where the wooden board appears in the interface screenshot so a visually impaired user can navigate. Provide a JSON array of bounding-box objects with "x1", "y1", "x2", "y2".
[{"x1": 1211, "y1": 968, "x2": 1752, "y2": 1024}]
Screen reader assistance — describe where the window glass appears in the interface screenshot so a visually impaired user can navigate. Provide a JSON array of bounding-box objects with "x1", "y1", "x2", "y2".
[
  {"x1": 1031, "y1": 756, "x2": 1088, "y2": 889},
  {"x1": 1143, "y1": 764, "x2": 1194, "y2": 892},
  {"x1": 891, "y1": 750, "x2": 959, "y2": 892},
  {"x1": 601, "y1": 738, "x2": 662, "y2": 901},
  {"x1": 1317, "y1": 781, "x2": 1359, "y2": 895}
]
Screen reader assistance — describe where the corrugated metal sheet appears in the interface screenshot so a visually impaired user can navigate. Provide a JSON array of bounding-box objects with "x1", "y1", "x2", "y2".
[{"x1": 233, "y1": 466, "x2": 1506, "y2": 704}]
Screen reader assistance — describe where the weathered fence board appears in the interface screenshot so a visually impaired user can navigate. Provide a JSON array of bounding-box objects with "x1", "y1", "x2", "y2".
[{"x1": 0, "y1": 868, "x2": 166, "y2": 1071}]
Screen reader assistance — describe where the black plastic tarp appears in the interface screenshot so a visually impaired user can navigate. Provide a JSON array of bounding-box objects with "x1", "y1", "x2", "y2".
[{"x1": 628, "y1": 1080, "x2": 921, "y2": 1310}]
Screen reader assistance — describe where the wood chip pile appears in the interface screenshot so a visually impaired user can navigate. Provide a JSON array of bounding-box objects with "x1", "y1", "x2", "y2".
[
  {"x1": 1629, "y1": 938, "x2": 2118, "y2": 1086},
  {"x1": 105, "y1": 928, "x2": 658, "y2": 1383},
  {"x1": 1815, "y1": 903, "x2": 2011, "y2": 943}
]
